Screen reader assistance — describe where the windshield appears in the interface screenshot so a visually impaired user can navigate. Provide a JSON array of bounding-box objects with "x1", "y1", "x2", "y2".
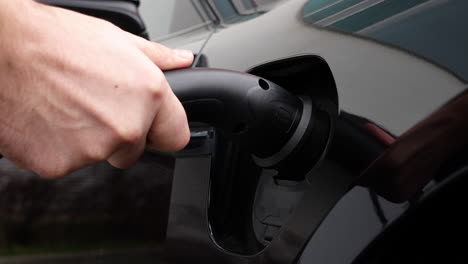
[{"x1": 140, "y1": 0, "x2": 288, "y2": 42}]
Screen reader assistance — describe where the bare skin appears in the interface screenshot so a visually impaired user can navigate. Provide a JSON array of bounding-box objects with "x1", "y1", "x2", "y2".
[{"x1": 0, "y1": 0, "x2": 193, "y2": 178}]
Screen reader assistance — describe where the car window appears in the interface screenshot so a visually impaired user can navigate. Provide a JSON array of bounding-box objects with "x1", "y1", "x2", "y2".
[
  {"x1": 209, "y1": 0, "x2": 261, "y2": 24},
  {"x1": 302, "y1": 0, "x2": 468, "y2": 81},
  {"x1": 141, "y1": 0, "x2": 289, "y2": 42}
]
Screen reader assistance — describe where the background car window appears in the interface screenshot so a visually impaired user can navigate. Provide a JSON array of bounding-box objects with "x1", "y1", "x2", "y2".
[
  {"x1": 302, "y1": 0, "x2": 468, "y2": 81},
  {"x1": 140, "y1": 0, "x2": 290, "y2": 42}
]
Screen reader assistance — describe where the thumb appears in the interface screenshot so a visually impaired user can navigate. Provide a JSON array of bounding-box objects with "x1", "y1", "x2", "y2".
[{"x1": 124, "y1": 31, "x2": 194, "y2": 70}]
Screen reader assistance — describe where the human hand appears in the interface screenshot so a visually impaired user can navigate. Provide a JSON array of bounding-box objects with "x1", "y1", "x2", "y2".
[{"x1": 0, "y1": 0, "x2": 193, "y2": 178}]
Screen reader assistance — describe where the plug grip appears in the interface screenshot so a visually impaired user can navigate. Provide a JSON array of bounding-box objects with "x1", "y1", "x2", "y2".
[{"x1": 165, "y1": 68, "x2": 304, "y2": 158}]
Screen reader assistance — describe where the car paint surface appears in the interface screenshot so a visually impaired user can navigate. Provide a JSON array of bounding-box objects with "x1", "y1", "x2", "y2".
[
  {"x1": 302, "y1": 0, "x2": 468, "y2": 81},
  {"x1": 167, "y1": 0, "x2": 465, "y2": 135},
  {"x1": 152, "y1": 0, "x2": 466, "y2": 262}
]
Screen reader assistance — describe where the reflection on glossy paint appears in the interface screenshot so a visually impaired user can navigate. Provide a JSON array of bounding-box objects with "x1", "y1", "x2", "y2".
[
  {"x1": 302, "y1": 0, "x2": 468, "y2": 81},
  {"x1": 0, "y1": 154, "x2": 174, "y2": 259}
]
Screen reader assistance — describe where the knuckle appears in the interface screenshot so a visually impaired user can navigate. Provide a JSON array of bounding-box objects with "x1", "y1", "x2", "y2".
[
  {"x1": 175, "y1": 110, "x2": 191, "y2": 151},
  {"x1": 170, "y1": 124, "x2": 191, "y2": 152},
  {"x1": 114, "y1": 125, "x2": 144, "y2": 145},
  {"x1": 84, "y1": 146, "x2": 110, "y2": 162},
  {"x1": 174, "y1": 129, "x2": 191, "y2": 151},
  {"x1": 141, "y1": 70, "x2": 166, "y2": 100}
]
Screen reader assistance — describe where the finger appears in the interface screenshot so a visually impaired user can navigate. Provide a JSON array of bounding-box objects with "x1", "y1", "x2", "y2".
[
  {"x1": 124, "y1": 31, "x2": 194, "y2": 70},
  {"x1": 107, "y1": 137, "x2": 146, "y2": 169},
  {"x1": 147, "y1": 83, "x2": 190, "y2": 152}
]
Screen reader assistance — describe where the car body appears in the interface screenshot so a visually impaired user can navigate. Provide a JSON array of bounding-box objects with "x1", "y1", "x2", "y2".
[{"x1": 0, "y1": 0, "x2": 466, "y2": 263}]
